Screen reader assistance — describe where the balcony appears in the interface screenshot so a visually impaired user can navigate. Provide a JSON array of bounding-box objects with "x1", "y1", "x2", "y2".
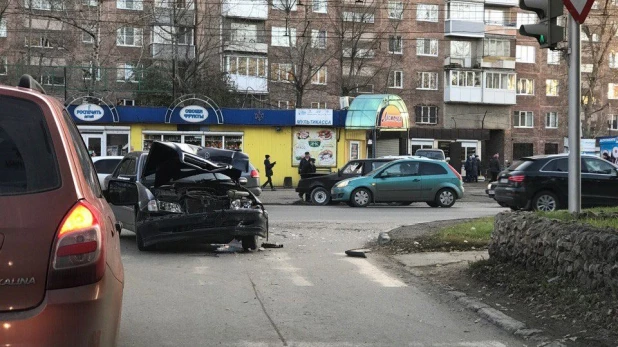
[
  {"x1": 444, "y1": 57, "x2": 474, "y2": 68},
  {"x1": 444, "y1": 70, "x2": 516, "y2": 105},
  {"x1": 476, "y1": 56, "x2": 516, "y2": 69},
  {"x1": 444, "y1": 20, "x2": 485, "y2": 38},
  {"x1": 484, "y1": 22, "x2": 518, "y2": 36},
  {"x1": 223, "y1": 40, "x2": 268, "y2": 54},
  {"x1": 484, "y1": 0, "x2": 518, "y2": 6},
  {"x1": 222, "y1": 0, "x2": 268, "y2": 20},
  {"x1": 151, "y1": 43, "x2": 196, "y2": 60},
  {"x1": 228, "y1": 75, "x2": 268, "y2": 93}
]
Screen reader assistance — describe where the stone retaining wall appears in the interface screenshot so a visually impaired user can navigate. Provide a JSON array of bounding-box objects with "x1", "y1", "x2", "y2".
[{"x1": 489, "y1": 212, "x2": 618, "y2": 290}]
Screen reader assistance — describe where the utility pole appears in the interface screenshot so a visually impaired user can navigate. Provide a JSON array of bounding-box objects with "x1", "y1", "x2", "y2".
[{"x1": 567, "y1": 15, "x2": 581, "y2": 213}]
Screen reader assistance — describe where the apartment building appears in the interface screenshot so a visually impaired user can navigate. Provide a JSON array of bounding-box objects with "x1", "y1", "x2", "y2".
[{"x1": 1, "y1": 0, "x2": 618, "y2": 164}]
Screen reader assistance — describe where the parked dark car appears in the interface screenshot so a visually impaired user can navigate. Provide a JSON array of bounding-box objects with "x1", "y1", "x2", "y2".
[
  {"x1": 494, "y1": 154, "x2": 618, "y2": 211},
  {"x1": 104, "y1": 141, "x2": 268, "y2": 251},
  {"x1": 0, "y1": 75, "x2": 124, "y2": 346},
  {"x1": 485, "y1": 181, "x2": 508, "y2": 207},
  {"x1": 296, "y1": 158, "x2": 394, "y2": 205}
]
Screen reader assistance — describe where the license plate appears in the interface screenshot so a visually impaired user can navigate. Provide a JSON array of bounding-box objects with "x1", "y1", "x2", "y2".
[
  {"x1": 499, "y1": 178, "x2": 508, "y2": 184},
  {"x1": 488, "y1": 190, "x2": 495, "y2": 195}
]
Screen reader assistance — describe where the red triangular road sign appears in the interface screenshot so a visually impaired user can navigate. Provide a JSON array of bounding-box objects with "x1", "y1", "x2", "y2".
[{"x1": 563, "y1": 0, "x2": 594, "y2": 24}]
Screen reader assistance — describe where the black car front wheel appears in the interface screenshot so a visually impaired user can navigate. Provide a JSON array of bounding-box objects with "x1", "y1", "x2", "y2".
[
  {"x1": 350, "y1": 188, "x2": 371, "y2": 207},
  {"x1": 533, "y1": 191, "x2": 559, "y2": 212},
  {"x1": 310, "y1": 187, "x2": 331, "y2": 205},
  {"x1": 435, "y1": 188, "x2": 456, "y2": 208}
]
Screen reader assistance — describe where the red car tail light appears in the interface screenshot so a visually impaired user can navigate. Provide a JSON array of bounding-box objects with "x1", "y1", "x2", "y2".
[
  {"x1": 48, "y1": 200, "x2": 105, "y2": 290},
  {"x1": 508, "y1": 175, "x2": 526, "y2": 183},
  {"x1": 447, "y1": 164, "x2": 463, "y2": 181},
  {"x1": 251, "y1": 169, "x2": 260, "y2": 178}
]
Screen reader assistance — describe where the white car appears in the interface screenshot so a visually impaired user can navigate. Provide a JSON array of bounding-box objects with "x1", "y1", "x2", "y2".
[{"x1": 92, "y1": 156, "x2": 124, "y2": 190}]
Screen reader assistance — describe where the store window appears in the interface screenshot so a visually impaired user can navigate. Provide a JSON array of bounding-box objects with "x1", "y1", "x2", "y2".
[
  {"x1": 225, "y1": 136, "x2": 243, "y2": 150},
  {"x1": 204, "y1": 136, "x2": 223, "y2": 148},
  {"x1": 143, "y1": 132, "x2": 243, "y2": 151}
]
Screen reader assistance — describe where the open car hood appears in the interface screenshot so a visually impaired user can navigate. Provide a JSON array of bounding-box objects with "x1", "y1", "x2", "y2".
[{"x1": 143, "y1": 141, "x2": 242, "y2": 187}]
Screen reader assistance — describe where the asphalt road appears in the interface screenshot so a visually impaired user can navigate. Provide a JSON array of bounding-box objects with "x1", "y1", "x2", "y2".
[{"x1": 119, "y1": 202, "x2": 523, "y2": 347}]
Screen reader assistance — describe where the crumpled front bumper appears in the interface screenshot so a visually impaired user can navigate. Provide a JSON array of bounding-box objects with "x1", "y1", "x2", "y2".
[{"x1": 137, "y1": 208, "x2": 268, "y2": 247}]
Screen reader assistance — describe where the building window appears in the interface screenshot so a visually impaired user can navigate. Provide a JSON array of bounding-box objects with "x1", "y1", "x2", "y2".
[
  {"x1": 546, "y1": 79, "x2": 559, "y2": 96},
  {"x1": 116, "y1": 63, "x2": 138, "y2": 83},
  {"x1": 82, "y1": 61, "x2": 101, "y2": 81},
  {"x1": 513, "y1": 143, "x2": 534, "y2": 158},
  {"x1": 516, "y1": 12, "x2": 537, "y2": 27},
  {"x1": 117, "y1": 27, "x2": 143, "y2": 47},
  {"x1": 610, "y1": 52, "x2": 618, "y2": 68},
  {"x1": 449, "y1": 2, "x2": 484, "y2": 22},
  {"x1": 153, "y1": 26, "x2": 194, "y2": 45},
  {"x1": 155, "y1": 0, "x2": 195, "y2": 9},
  {"x1": 312, "y1": 0, "x2": 326, "y2": 13},
  {"x1": 120, "y1": 99, "x2": 135, "y2": 106},
  {"x1": 417, "y1": 72, "x2": 438, "y2": 90},
  {"x1": 417, "y1": 38, "x2": 438, "y2": 56},
  {"x1": 610, "y1": 114, "x2": 618, "y2": 130},
  {"x1": 82, "y1": 32, "x2": 94, "y2": 44},
  {"x1": 388, "y1": 36, "x2": 402, "y2": 54},
  {"x1": 609, "y1": 83, "x2": 618, "y2": 99},
  {"x1": 415, "y1": 105, "x2": 438, "y2": 124},
  {"x1": 82, "y1": 0, "x2": 98, "y2": 6},
  {"x1": 582, "y1": 26, "x2": 600, "y2": 42},
  {"x1": 516, "y1": 45, "x2": 536, "y2": 63},
  {"x1": 417, "y1": 4, "x2": 438, "y2": 22},
  {"x1": 272, "y1": 0, "x2": 297, "y2": 11},
  {"x1": 516, "y1": 78, "x2": 534, "y2": 95},
  {"x1": 389, "y1": 70, "x2": 403, "y2": 88},
  {"x1": 514, "y1": 111, "x2": 534, "y2": 128},
  {"x1": 547, "y1": 50, "x2": 561, "y2": 65},
  {"x1": 353, "y1": 84, "x2": 374, "y2": 94},
  {"x1": 311, "y1": 30, "x2": 327, "y2": 49},
  {"x1": 311, "y1": 102, "x2": 327, "y2": 109},
  {"x1": 485, "y1": 72, "x2": 516, "y2": 90},
  {"x1": 451, "y1": 70, "x2": 482, "y2": 87},
  {"x1": 39, "y1": 74, "x2": 65, "y2": 86},
  {"x1": 544, "y1": 143, "x2": 559, "y2": 154},
  {"x1": 116, "y1": 0, "x2": 142, "y2": 10},
  {"x1": 388, "y1": 1, "x2": 403, "y2": 19},
  {"x1": 545, "y1": 112, "x2": 558, "y2": 128},
  {"x1": 484, "y1": 38, "x2": 510, "y2": 57},
  {"x1": 278, "y1": 100, "x2": 295, "y2": 109},
  {"x1": 0, "y1": 57, "x2": 7, "y2": 75},
  {"x1": 176, "y1": 27, "x2": 193, "y2": 45},
  {"x1": 271, "y1": 26, "x2": 296, "y2": 47},
  {"x1": 25, "y1": 0, "x2": 64, "y2": 10},
  {"x1": 342, "y1": 12, "x2": 375, "y2": 23},
  {"x1": 25, "y1": 36, "x2": 52, "y2": 48},
  {"x1": 0, "y1": 19, "x2": 6, "y2": 38},
  {"x1": 231, "y1": 23, "x2": 257, "y2": 42},
  {"x1": 311, "y1": 66, "x2": 327, "y2": 85},
  {"x1": 450, "y1": 41, "x2": 471, "y2": 58},
  {"x1": 270, "y1": 63, "x2": 294, "y2": 82},
  {"x1": 225, "y1": 56, "x2": 268, "y2": 78},
  {"x1": 484, "y1": 9, "x2": 506, "y2": 26}
]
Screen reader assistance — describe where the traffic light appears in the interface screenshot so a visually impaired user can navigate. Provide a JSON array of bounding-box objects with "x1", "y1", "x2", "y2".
[{"x1": 519, "y1": 0, "x2": 564, "y2": 50}]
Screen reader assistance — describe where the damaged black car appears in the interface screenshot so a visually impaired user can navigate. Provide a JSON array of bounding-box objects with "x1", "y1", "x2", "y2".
[{"x1": 105, "y1": 141, "x2": 268, "y2": 252}]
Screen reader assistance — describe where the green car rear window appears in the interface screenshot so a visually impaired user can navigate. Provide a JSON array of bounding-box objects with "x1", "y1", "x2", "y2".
[{"x1": 0, "y1": 95, "x2": 60, "y2": 196}]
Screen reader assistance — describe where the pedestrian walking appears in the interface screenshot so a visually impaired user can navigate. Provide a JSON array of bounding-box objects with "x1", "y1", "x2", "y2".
[
  {"x1": 471, "y1": 155, "x2": 479, "y2": 183},
  {"x1": 298, "y1": 152, "x2": 311, "y2": 174},
  {"x1": 489, "y1": 153, "x2": 501, "y2": 182},
  {"x1": 262, "y1": 154, "x2": 276, "y2": 191}
]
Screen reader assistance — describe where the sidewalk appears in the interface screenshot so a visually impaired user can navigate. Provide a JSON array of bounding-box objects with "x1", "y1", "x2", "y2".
[{"x1": 257, "y1": 181, "x2": 491, "y2": 205}]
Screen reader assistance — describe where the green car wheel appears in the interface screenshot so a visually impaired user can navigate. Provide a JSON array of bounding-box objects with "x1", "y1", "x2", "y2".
[
  {"x1": 350, "y1": 188, "x2": 371, "y2": 207},
  {"x1": 435, "y1": 188, "x2": 456, "y2": 208}
]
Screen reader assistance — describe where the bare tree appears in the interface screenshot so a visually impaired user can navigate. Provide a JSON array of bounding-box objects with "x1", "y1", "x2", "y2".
[{"x1": 580, "y1": 0, "x2": 618, "y2": 137}]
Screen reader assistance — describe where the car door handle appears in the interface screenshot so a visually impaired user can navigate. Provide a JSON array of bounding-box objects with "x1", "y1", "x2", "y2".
[{"x1": 412, "y1": 179, "x2": 420, "y2": 182}]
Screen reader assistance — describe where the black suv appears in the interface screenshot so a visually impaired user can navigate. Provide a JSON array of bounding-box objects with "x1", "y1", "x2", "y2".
[
  {"x1": 494, "y1": 154, "x2": 618, "y2": 211},
  {"x1": 296, "y1": 159, "x2": 394, "y2": 205}
]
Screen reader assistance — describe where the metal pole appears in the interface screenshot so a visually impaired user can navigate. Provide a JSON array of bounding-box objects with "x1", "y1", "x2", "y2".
[
  {"x1": 568, "y1": 15, "x2": 581, "y2": 213},
  {"x1": 372, "y1": 129, "x2": 377, "y2": 158}
]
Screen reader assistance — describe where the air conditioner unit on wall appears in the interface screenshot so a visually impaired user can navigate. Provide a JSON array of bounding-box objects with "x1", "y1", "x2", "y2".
[{"x1": 340, "y1": 96, "x2": 350, "y2": 109}]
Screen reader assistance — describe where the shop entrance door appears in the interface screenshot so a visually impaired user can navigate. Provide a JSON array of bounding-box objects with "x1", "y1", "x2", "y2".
[{"x1": 82, "y1": 134, "x2": 105, "y2": 157}]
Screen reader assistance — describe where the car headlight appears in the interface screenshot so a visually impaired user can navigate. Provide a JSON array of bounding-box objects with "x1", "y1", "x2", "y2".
[
  {"x1": 336, "y1": 180, "x2": 349, "y2": 188},
  {"x1": 148, "y1": 200, "x2": 183, "y2": 213},
  {"x1": 231, "y1": 199, "x2": 254, "y2": 210}
]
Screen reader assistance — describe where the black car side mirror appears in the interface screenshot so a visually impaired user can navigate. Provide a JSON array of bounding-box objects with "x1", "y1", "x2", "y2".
[{"x1": 106, "y1": 179, "x2": 139, "y2": 205}]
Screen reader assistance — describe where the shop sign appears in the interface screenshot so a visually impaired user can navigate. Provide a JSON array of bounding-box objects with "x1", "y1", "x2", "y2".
[
  {"x1": 295, "y1": 109, "x2": 333, "y2": 126},
  {"x1": 599, "y1": 137, "x2": 618, "y2": 163},
  {"x1": 564, "y1": 137, "x2": 597, "y2": 155},
  {"x1": 180, "y1": 105, "x2": 209, "y2": 123},
  {"x1": 74, "y1": 104, "x2": 105, "y2": 122},
  {"x1": 379, "y1": 105, "x2": 404, "y2": 129},
  {"x1": 293, "y1": 128, "x2": 337, "y2": 167}
]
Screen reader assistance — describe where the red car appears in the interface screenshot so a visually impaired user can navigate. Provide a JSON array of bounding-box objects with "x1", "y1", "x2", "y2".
[{"x1": 0, "y1": 76, "x2": 124, "y2": 346}]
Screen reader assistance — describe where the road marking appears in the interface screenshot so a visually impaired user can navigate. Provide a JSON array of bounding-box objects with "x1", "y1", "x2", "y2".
[
  {"x1": 273, "y1": 252, "x2": 314, "y2": 287},
  {"x1": 341, "y1": 257, "x2": 407, "y2": 287}
]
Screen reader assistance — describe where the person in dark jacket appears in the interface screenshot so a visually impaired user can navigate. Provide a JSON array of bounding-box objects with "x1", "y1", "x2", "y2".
[
  {"x1": 261, "y1": 154, "x2": 276, "y2": 191},
  {"x1": 475, "y1": 155, "x2": 481, "y2": 180},
  {"x1": 464, "y1": 155, "x2": 473, "y2": 182},
  {"x1": 471, "y1": 154, "x2": 479, "y2": 182},
  {"x1": 301, "y1": 158, "x2": 317, "y2": 175},
  {"x1": 489, "y1": 153, "x2": 501, "y2": 182},
  {"x1": 298, "y1": 152, "x2": 310, "y2": 174}
]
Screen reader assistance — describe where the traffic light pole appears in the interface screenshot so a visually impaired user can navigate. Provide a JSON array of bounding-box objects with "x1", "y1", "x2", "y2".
[{"x1": 568, "y1": 14, "x2": 581, "y2": 213}]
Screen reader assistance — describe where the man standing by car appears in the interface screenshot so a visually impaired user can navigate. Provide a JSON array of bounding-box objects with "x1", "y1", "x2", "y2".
[
  {"x1": 298, "y1": 152, "x2": 311, "y2": 174},
  {"x1": 489, "y1": 153, "x2": 501, "y2": 182},
  {"x1": 262, "y1": 154, "x2": 276, "y2": 191}
]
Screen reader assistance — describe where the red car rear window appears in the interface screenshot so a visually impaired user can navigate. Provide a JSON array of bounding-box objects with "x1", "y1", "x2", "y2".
[{"x1": 0, "y1": 95, "x2": 60, "y2": 196}]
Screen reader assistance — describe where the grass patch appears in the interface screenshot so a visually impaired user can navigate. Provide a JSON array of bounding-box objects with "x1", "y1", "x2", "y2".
[
  {"x1": 538, "y1": 206, "x2": 618, "y2": 230},
  {"x1": 409, "y1": 217, "x2": 495, "y2": 252}
]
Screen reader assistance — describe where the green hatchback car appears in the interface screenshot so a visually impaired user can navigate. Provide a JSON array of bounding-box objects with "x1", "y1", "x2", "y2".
[{"x1": 331, "y1": 158, "x2": 464, "y2": 207}]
